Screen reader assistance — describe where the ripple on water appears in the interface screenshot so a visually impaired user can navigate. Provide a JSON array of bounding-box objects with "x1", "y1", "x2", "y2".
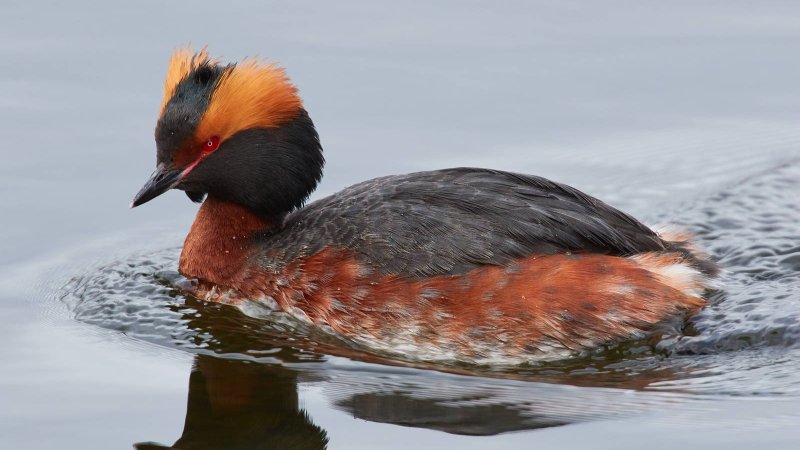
[
  {"x1": 61, "y1": 252, "x2": 331, "y2": 363},
  {"x1": 665, "y1": 161, "x2": 800, "y2": 357}
]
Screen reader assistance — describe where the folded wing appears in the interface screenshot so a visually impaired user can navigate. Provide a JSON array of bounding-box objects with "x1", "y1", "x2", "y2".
[{"x1": 258, "y1": 168, "x2": 666, "y2": 278}]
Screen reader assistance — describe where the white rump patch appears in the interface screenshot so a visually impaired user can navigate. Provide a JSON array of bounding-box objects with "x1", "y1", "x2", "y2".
[{"x1": 630, "y1": 254, "x2": 715, "y2": 297}]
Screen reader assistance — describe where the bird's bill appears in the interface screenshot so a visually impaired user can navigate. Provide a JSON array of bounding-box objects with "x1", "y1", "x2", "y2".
[{"x1": 130, "y1": 164, "x2": 183, "y2": 208}]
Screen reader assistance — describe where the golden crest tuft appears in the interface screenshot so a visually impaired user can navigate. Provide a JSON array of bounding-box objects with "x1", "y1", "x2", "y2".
[
  {"x1": 196, "y1": 56, "x2": 303, "y2": 142},
  {"x1": 159, "y1": 47, "x2": 303, "y2": 144}
]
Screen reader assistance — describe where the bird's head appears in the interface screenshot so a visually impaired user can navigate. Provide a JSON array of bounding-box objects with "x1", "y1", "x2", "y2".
[{"x1": 131, "y1": 47, "x2": 324, "y2": 218}]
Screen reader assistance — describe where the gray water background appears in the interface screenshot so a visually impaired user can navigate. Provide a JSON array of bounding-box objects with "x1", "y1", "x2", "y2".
[{"x1": 1, "y1": 1, "x2": 800, "y2": 448}]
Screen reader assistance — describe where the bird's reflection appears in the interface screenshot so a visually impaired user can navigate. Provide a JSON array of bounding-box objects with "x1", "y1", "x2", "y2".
[
  {"x1": 135, "y1": 350, "x2": 699, "y2": 449},
  {"x1": 134, "y1": 295, "x2": 697, "y2": 448},
  {"x1": 135, "y1": 355, "x2": 328, "y2": 450}
]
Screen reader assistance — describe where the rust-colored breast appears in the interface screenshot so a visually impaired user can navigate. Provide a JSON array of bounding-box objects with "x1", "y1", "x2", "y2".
[{"x1": 179, "y1": 196, "x2": 272, "y2": 287}]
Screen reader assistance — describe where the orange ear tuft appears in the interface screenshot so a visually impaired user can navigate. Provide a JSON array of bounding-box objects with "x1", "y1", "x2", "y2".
[
  {"x1": 160, "y1": 47, "x2": 214, "y2": 113},
  {"x1": 196, "y1": 57, "x2": 303, "y2": 143}
]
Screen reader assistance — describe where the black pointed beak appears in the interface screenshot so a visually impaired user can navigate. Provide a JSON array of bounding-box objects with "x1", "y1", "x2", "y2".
[{"x1": 130, "y1": 164, "x2": 183, "y2": 208}]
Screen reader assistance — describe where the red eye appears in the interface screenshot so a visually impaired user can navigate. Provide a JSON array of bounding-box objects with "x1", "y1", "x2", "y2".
[{"x1": 203, "y1": 136, "x2": 220, "y2": 154}]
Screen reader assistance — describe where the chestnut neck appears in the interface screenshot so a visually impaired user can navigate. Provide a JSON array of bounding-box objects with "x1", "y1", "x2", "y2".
[{"x1": 179, "y1": 195, "x2": 274, "y2": 287}]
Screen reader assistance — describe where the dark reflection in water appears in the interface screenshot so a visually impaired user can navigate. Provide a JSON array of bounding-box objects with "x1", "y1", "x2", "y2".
[
  {"x1": 124, "y1": 290, "x2": 689, "y2": 448},
  {"x1": 136, "y1": 354, "x2": 579, "y2": 450},
  {"x1": 136, "y1": 356, "x2": 328, "y2": 450},
  {"x1": 117, "y1": 275, "x2": 705, "y2": 448},
  {"x1": 131, "y1": 349, "x2": 690, "y2": 448},
  {"x1": 136, "y1": 354, "x2": 582, "y2": 450}
]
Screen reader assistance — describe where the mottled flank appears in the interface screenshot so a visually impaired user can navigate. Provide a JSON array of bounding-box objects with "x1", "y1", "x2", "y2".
[{"x1": 190, "y1": 249, "x2": 708, "y2": 364}]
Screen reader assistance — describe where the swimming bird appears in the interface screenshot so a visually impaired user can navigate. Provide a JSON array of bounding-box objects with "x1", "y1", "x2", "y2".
[{"x1": 131, "y1": 48, "x2": 717, "y2": 364}]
